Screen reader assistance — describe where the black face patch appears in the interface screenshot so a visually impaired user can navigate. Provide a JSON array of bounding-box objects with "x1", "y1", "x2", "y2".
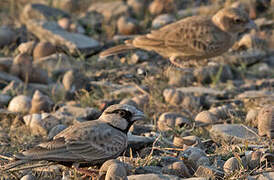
[{"x1": 112, "y1": 109, "x2": 133, "y2": 122}]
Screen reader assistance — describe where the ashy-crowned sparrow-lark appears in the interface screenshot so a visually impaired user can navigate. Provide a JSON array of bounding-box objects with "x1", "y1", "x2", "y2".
[{"x1": 1, "y1": 104, "x2": 144, "y2": 171}]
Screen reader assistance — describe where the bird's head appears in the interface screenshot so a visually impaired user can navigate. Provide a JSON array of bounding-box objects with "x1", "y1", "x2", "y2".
[
  {"x1": 212, "y1": 7, "x2": 256, "y2": 34},
  {"x1": 99, "y1": 104, "x2": 145, "y2": 133}
]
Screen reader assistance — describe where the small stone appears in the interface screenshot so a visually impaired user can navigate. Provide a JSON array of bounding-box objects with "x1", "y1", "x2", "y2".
[
  {"x1": 58, "y1": 17, "x2": 71, "y2": 31},
  {"x1": 20, "y1": 174, "x2": 36, "y2": 180},
  {"x1": 195, "y1": 111, "x2": 218, "y2": 129},
  {"x1": 208, "y1": 104, "x2": 233, "y2": 120},
  {"x1": 23, "y1": 113, "x2": 61, "y2": 136},
  {"x1": 105, "y1": 163, "x2": 127, "y2": 180},
  {"x1": 257, "y1": 105, "x2": 274, "y2": 139},
  {"x1": 158, "y1": 112, "x2": 191, "y2": 131},
  {"x1": 246, "y1": 151, "x2": 262, "y2": 170},
  {"x1": 8, "y1": 95, "x2": 31, "y2": 113},
  {"x1": 166, "y1": 67, "x2": 195, "y2": 87},
  {"x1": 127, "y1": 173, "x2": 181, "y2": 180},
  {"x1": 194, "y1": 65, "x2": 233, "y2": 84},
  {"x1": 223, "y1": 157, "x2": 240, "y2": 174},
  {"x1": 152, "y1": 14, "x2": 175, "y2": 29},
  {"x1": 210, "y1": 124, "x2": 260, "y2": 144},
  {"x1": 173, "y1": 136, "x2": 201, "y2": 148},
  {"x1": 117, "y1": 16, "x2": 139, "y2": 35},
  {"x1": 52, "y1": 0, "x2": 80, "y2": 13},
  {"x1": 162, "y1": 161, "x2": 191, "y2": 178},
  {"x1": 194, "y1": 165, "x2": 224, "y2": 179},
  {"x1": 149, "y1": 0, "x2": 176, "y2": 16},
  {"x1": 78, "y1": 11, "x2": 103, "y2": 31},
  {"x1": 10, "y1": 53, "x2": 33, "y2": 79},
  {"x1": 127, "y1": 134, "x2": 154, "y2": 151},
  {"x1": 48, "y1": 124, "x2": 67, "y2": 139},
  {"x1": 0, "y1": 26, "x2": 16, "y2": 48},
  {"x1": 163, "y1": 88, "x2": 201, "y2": 111},
  {"x1": 53, "y1": 105, "x2": 100, "y2": 124},
  {"x1": 23, "y1": 21, "x2": 100, "y2": 56},
  {"x1": 30, "y1": 90, "x2": 53, "y2": 113},
  {"x1": 33, "y1": 41, "x2": 56, "y2": 60},
  {"x1": 33, "y1": 53, "x2": 79, "y2": 73},
  {"x1": 99, "y1": 159, "x2": 132, "y2": 179},
  {"x1": 134, "y1": 166, "x2": 162, "y2": 174},
  {"x1": 196, "y1": 156, "x2": 210, "y2": 167},
  {"x1": 10, "y1": 53, "x2": 49, "y2": 84},
  {"x1": 129, "y1": 51, "x2": 149, "y2": 64},
  {"x1": 62, "y1": 69, "x2": 89, "y2": 93},
  {"x1": 88, "y1": 1, "x2": 130, "y2": 21},
  {"x1": 99, "y1": 159, "x2": 123, "y2": 176},
  {"x1": 21, "y1": 3, "x2": 70, "y2": 22},
  {"x1": 120, "y1": 94, "x2": 149, "y2": 111},
  {"x1": 127, "y1": 0, "x2": 147, "y2": 17},
  {"x1": 0, "y1": 94, "x2": 11, "y2": 107},
  {"x1": 17, "y1": 41, "x2": 37, "y2": 55},
  {"x1": 234, "y1": 34, "x2": 268, "y2": 51}
]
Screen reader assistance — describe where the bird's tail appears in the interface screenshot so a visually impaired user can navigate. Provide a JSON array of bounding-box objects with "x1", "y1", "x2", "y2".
[
  {"x1": 99, "y1": 40, "x2": 136, "y2": 58},
  {"x1": 0, "y1": 159, "x2": 29, "y2": 172}
]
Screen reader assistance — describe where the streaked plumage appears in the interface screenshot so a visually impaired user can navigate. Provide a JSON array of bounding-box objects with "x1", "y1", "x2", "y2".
[
  {"x1": 100, "y1": 7, "x2": 256, "y2": 68},
  {"x1": 1, "y1": 104, "x2": 144, "y2": 171}
]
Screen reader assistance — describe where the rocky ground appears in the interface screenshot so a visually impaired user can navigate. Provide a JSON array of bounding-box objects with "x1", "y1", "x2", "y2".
[{"x1": 0, "y1": 0, "x2": 273, "y2": 179}]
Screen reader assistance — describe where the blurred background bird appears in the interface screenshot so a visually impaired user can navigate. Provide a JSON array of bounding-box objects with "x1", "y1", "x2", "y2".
[{"x1": 100, "y1": 7, "x2": 257, "y2": 68}]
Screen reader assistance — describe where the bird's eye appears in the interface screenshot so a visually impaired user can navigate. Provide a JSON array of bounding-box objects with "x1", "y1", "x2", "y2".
[
  {"x1": 234, "y1": 18, "x2": 243, "y2": 24},
  {"x1": 118, "y1": 110, "x2": 126, "y2": 117}
]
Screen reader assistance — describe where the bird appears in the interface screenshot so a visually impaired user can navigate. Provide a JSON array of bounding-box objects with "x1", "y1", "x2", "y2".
[
  {"x1": 0, "y1": 104, "x2": 145, "y2": 172},
  {"x1": 99, "y1": 7, "x2": 256, "y2": 68}
]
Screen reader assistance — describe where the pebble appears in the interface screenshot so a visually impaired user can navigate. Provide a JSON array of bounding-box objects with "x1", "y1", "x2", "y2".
[
  {"x1": 223, "y1": 157, "x2": 240, "y2": 174},
  {"x1": 33, "y1": 41, "x2": 56, "y2": 60},
  {"x1": 47, "y1": 124, "x2": 67, "y2": 140},
  {"x1": 105, "y1": 163, "x2": 128, "y2": 180},
  {"x1": 194, "y1": 165, "x2": 224, "y2": 179},
  {"x1": 245, "y1": 151, "x2": 262, "y2": 170},
  {"x1": 117, "y1": 16, "x2": 139, "y2": 35},
  {"x1": 152, "y1": 14, "x2": 175, "y2": 29},
  {"x1": 17, "y1": 41, "x2": 37, "y2": 55},
  {"x1": 195, "y1": 111, "x2": 218, "y2": 129},
  {"x1": 149, "y1": 0, "x2": 176, "y2": 16},
  {"x1": 158, "y1": 112, "x2": 191, "y2": 131},
  {"x1": 30, "y1": 90, "x2": 53, "y2": 113},
  {"x1": 58, "y1": 17, "x2": 71, "y2": 31},
  {"x1": 162, "y1": 161, "x2": 191, "y2": 178},
  {"x1": 0, "y1": 94, "x2": 11, "y2": 107},
  {"x1": 23, "y1": 113, "x2": 61, "y2": 136},
  {"x1": 210, "y1": 124, "x2": 260, "y2": 144},
  {"x1": 163, "y1": 88, "x2": 201, "y2": 111},
  {"x1": 88, "y1": 1, "x2": 130, "y2": 21},
  {"x1": 0, "y1": 26, "x2": 16, "y2": 48},
  {"x1": 20, "y1": 174, "x2": 36, "y2": 180},
  {"x1": 62, "y1": 69, "x2": 89, "y2": 93},
  {"x1": 8, "y1": 95, "x2": 31, "y2": 113},
  {"x1": 127, "y1": 0, "x2": 147, "y2": 17},
  {"x1": 127, "y1": 173, "x2": 181, "y2": 180}
]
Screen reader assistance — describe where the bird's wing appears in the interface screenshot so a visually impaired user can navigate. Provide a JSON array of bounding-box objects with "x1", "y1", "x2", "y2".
[
  {"x1": 138, "y1": 16, "x2": 227, "y2": 56},
  {"x1": 65, "y1": 123, "x2": 127, "y2": 161},
  {"x1": 15, "y1": 121, "x2": 127, "y2": 162}
]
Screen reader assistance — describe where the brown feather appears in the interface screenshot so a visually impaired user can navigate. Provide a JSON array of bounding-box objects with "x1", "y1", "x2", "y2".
[{"x1": 99, "y1": 44, "x2": 136, "y2": 58}]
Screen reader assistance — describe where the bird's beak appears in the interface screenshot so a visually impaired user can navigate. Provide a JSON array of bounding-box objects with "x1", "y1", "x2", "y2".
[
  {"x1": 246, "y1": 20, "x2": 258, "y2": 30},
  {"x1": 132, "y1": 110, "x2": 145, "y2": 121}
]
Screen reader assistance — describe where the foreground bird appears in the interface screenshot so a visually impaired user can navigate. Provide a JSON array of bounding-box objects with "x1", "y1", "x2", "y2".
[
  {"x1": 1, "y1": 104, "x2": 144, "y2": 172},
  {"x1": 100, "y1": 7, "x2": 256, "y2": 68}
]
